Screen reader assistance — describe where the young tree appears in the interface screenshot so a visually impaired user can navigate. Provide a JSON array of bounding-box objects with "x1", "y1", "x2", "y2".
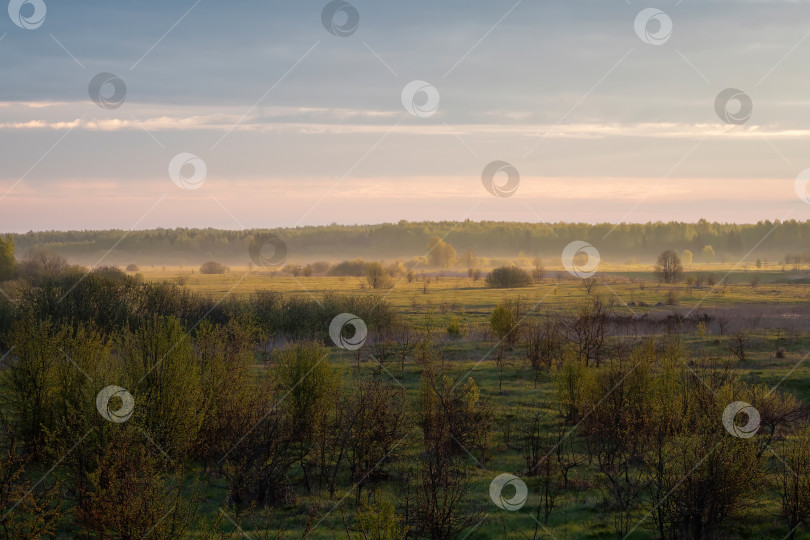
[
  {"x1": 564, "y1": 298, "x2": 612, "y2": 367},
  {"x1": 682, "y1": 249, "x2": 694, "y2": 266},
  {"x1": 490, "y1": 298, "x2": 524, "y2": 349},
  {"x1": 525, "y1": 316, "x2": 563, "y2": 387},
  {"x1": 0, "y1": 236, "x2": 15, "y2": 281},
  {"x1": 426, "y1": 237, "x2": 457, "y2": 269},
  {"x1": 77, "y1": 431, "x2": 199, "y2": 539},
  {"x1": 581, "y1": 276, "x2": 599, "y2": 295},
  {"x1": 460, "y1": 249, "x2": 475, "y2": 268},
  {"x1": 532, "y1": 257, "x2": 545, "y2": 282},
  {"x1": 778, "y1": 430, "x2": 810, "y2": 540},
  {"x1": 655, "y1": 249, "x2": 683, "y2": 283},
  {"x1": 366, "y1": 262, "x2": 392, "y2": 289},
  {"x1": 0, "y1": 438, "x2": 62, "y2": 539}
]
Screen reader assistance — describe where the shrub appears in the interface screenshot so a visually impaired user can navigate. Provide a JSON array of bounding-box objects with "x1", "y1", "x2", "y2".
[
  {"x1": 366, "y1": 262, "x2": 392, "y2": 289},
  {"x1": 126, "y1": 263, "x2": 140, "y2": 272},
  {"x1": 0, "y1": 236, "x2": 15, "y2": 281},
  {"x1": 490, "y1": 300, "x2": 522, "y2": 348},
  {"x1": 426, "y1": 237, "x2": 457, "y2": 268},
  {"x1": 386, "y1": 261, "x2": 406, "y2": 277},
  {"x1": 355, "y1": 499, "x2": 408, "y2": 539},
  {"x1": 328, "y1": 259, "x2": 368, "y2": 277},
  {"x1": 532, "y1": 257, "x2": 545, "y2": 282},
  {"x1": 696, "y1": 273, "x2": 717, "y2": 288},
  {"x1": 94, "y1": 266, "x2": 128, "y2": 283},
  {"x1": 77, "y1": 432, "x2": 199, "y2": 538},
  {"x1": 17, "y1": 249, "x2": 67, "y2": 281},
  {"x1": 446, "y1": 316, "x2": 463, "y2": 338},
  {"x1": 282, "y1": 264, "x2": 303, "y2": 277},
  {"x1": 485, "y1": 266, "x2": 533, "y2": 288},
  {"x1": 274, "y1": 341, "x2": 339, "y2": 447},
  {"x1": 199, "y1": 261, "x2": 228, "y2": 274}
]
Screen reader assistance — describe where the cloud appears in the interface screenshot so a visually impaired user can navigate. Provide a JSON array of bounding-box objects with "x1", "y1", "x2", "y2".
[
  {"x1": 1, "y1": 104, "x2": 809, "y2": 143},
  {"x1": 2, "y1": 0, "x2": 810, "y2": 230}
]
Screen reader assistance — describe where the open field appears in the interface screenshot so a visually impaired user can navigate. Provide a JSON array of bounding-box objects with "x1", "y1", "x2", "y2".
[
  {"x1": 118, "y1": 265, "x2": 810, "y2": 538},
  {"x1": 4, "y1": 253, "x2": 810, "y2": 538}
]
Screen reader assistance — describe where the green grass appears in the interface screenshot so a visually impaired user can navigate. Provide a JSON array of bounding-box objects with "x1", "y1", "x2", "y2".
[
  {"x1": 185, "y1": 335, "x2": 810, "y2": 539},
  {"x1": 126, "y1": 267, "x2": 810, "y2": 538},
  {"x1": 137, "y1": 266, "x2": 810, "y2": 322}
]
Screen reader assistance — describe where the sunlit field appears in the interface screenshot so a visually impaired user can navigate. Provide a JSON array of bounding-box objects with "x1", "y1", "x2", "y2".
[
  {"x1": 135, "y1": 264, "x2": 810, "y2": 318},
  {"x1": 112, "y1": 262, "x2": 810, "y2": 539}
]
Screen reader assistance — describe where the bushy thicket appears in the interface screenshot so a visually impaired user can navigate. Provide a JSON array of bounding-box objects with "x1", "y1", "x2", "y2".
[
  {"x1": 485, "y1": 265, "x2": 534, "y2": 288},
  {"x1": 0, "y1": 264, "x2": 398, "y2": 348},
  {"x1": 328, "y1": 258, "x2": 369, "y2": 276},
  {"x1": 199, "y1": 260, "x2": 228, "y2": 274}
]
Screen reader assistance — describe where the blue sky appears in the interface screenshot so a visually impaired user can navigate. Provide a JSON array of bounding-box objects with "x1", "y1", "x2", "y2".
[{"x1": 2, "y1": 0, "x2": 810, "y2": 231}]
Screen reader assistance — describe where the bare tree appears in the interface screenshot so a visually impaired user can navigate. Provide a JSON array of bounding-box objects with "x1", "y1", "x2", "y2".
[
  {"x1": 655, "y1": 250, "x2": 683, "y2": 283},
  {"x1": 581, "y1": 277, "x2": 599, "y2": 295},
  {"x1": 727, "y1": 331, "x2": 748, "y2": 362},
  {"x1": 778, "y1": 430, "x2": 810, "y2": 540},
  {"x1": 564, "y1": 298, "x2": 612, "y2": 367}
]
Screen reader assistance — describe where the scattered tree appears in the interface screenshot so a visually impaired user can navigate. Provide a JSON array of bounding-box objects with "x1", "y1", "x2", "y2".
[
  {"x1": 426, "y1": 237, "x2": 457, "y2": 269},
  {"x1": 655, "y1": 250, "x2": 683, "y2": 283}
]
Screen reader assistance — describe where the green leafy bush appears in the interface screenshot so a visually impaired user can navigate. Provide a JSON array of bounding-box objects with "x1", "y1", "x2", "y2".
[{"x1": 485, "y1": 266, "x2": 533, "y2": 288}]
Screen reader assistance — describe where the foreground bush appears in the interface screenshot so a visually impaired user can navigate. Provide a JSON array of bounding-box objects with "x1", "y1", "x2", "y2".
[{"x1": 485, "y1": 265, "x2": 533, "y2": 288}]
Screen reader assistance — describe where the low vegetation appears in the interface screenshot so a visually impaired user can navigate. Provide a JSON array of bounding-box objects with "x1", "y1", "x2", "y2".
[
  {"x1": 486, "y1": 265, "x2": 534, "y2": 288},
  {"x1": 1, "y1": 236, "x2": 810, "y2": 538}
]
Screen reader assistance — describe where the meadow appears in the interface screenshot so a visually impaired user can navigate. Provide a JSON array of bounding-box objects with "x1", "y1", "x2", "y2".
[
  {"x1": 2, "y1": 247, "x2": 810, "y2": 539},
  {"x1": 143, "y1": 262, "x2": 810, "y2": 539}
]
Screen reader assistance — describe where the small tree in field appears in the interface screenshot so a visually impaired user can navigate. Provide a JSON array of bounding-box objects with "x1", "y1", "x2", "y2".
[
  {"x1": 682, "y1": 249, "x2": 693, "y2": 266},
  {"x1": 532, "y1": 257, "x2": 545, "y2": 282},
  {"x1": 426, "y1": 237, "x2": 457, "y2": 269},
  {"x1": 655, "y1": 250, "x2": 683, "y2": 283},
  {"x1": 490, "y1": 298, "x2": 524, "y2": 349},
  {"x1": 366, "y1": 262, "x2": 392, "y2": 289}
]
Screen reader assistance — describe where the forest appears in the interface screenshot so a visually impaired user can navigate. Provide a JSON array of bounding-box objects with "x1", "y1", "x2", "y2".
[{"x1": 8, "y1": 219, "x2": 810, "y2": 266}]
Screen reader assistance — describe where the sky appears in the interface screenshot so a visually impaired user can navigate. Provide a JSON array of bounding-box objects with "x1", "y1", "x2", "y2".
[{"x1": 2, "y1": 0, "x2": 810, "y2": 232}]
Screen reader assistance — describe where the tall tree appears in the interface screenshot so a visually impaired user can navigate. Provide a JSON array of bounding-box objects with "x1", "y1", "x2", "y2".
[{"x1": 655, "y1": 250, "x2": 683, "y2": 283}]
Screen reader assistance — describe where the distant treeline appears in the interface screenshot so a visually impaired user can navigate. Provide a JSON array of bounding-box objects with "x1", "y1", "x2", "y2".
[{"x1": 7, "y1": 219, "x2": 810, "y2": 265}]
